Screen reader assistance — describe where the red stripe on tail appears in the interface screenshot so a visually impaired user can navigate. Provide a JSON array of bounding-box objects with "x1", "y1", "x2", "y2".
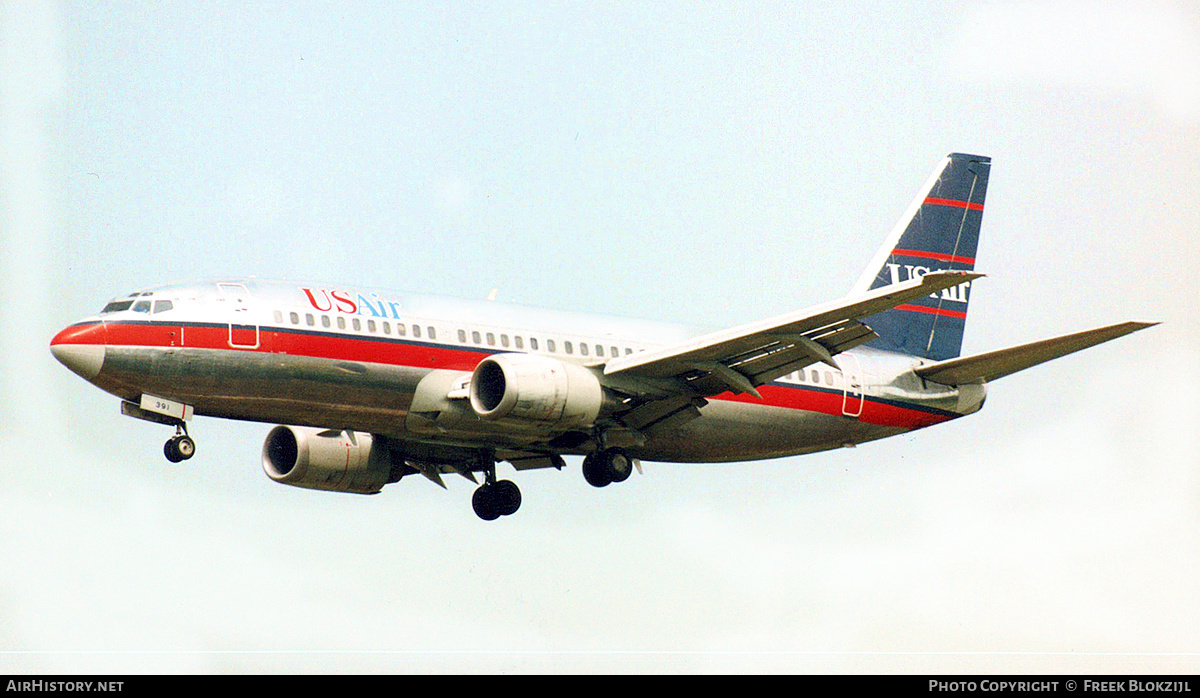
[
  {"x1": 895, "y1": 304, "x2": 968, "y2": 319},
  {"x1": 891, "y1": 248, "x2": 976, "y2": 265},
  {"x1": 924, "y1": 197, "x2": 984, "y2": 211}
]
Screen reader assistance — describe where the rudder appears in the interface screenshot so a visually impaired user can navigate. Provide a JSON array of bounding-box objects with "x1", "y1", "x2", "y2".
[{"x1": 850, "y1": 153, "x2": 991, "y2": 361}]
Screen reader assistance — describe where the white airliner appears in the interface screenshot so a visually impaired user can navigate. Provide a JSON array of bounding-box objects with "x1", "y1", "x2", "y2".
[{"x1": 51, "y1": 154, "x2": 1154, "y2": 519}]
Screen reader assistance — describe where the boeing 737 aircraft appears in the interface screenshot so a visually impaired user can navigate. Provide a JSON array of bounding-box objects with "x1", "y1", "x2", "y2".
[{"x1": 51, "y1": 154, "x2": 1153, "y2": 520}]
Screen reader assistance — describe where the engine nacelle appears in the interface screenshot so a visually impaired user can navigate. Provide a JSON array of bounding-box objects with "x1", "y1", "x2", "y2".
[
  {"x1": 469, "y1": 353, "x2": 603, "y2": 429},
  {"x1": 262, "y1": 425, "x2": 397, "y2": 494}
]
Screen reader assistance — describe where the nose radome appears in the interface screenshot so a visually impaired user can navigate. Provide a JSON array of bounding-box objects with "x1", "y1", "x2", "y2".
[{"x1": 50, "y1": 324, "x2": 106, "y2": 380}]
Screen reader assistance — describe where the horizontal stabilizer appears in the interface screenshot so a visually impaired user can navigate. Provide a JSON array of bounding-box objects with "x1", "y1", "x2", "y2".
[{"x1": 914, "y1": 321, "x2": 1158, "y2": 385}]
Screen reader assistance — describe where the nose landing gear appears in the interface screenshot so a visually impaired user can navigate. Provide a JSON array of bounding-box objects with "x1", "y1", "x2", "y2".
[
  {"x1": 163, "y1": 425, "x2": 196, "y2": 463},
  {"x1": 119, "y1": 398, "x2": 198, "y2": 464}
]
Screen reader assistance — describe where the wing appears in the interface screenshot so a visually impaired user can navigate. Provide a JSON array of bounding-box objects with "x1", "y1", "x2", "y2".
[
  {"x1": 604, "y1": 270, "x2": 982, "y2": 393},
  {"x1": 598, "y1": 271, "x2": 981, "y2": 433}
]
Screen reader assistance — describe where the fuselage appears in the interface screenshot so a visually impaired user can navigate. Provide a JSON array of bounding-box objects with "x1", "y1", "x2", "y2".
[{"x1": 50, "y1": 279, "x2": 985, "y2": 464}]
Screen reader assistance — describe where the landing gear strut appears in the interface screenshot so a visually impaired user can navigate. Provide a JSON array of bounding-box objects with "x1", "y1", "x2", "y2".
[
  {"x1": 120, "y1": 399, "x2": 197, "y2": 463},
  {"x1": 163, "y1": 425, "x2": 196, "y2": 463},
  {"x1": 582, "y1": 447, "x2": 633, "y2": 488},
  {"x1": 472, "y1": 458, "x2": 521, "y2": 521}
]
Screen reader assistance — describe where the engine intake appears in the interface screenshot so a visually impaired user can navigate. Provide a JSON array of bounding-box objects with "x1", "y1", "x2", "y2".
[
  {"x1": 469, "y1": 353, "x2": 603, "y2": 429},
  {"x1": 262, "y1": 425, "x2": 397, "y2": 494}
]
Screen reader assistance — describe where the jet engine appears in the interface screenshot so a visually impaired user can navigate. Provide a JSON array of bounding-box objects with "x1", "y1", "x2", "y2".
[
  {"x1": 468, "y1": 353, "x2": 604, "y2": 429},
  {"x1": 262, "y1": 425, "x2": 399, "y2": 494}
]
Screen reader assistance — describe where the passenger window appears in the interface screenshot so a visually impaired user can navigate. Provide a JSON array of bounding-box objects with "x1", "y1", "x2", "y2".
[
  {"x1": 306, "y1": 313, "x2": 315, "y2": 327},
  {"x1": 501, "y1": 334, "x2": 509, "y2": 348},
  {"x1": 290, "y1": 312, "x2": 299, "y2": 325},
  {"x1": 530, "y1": 338, "x2": 539, "y2": 351},
  {"x1": 368, "y1": 320, "x2": 377, "y2": 333},
  {"x1": 611, "y1": 346, "x2": 618, "y2": 357},
  {"x1": 383, "y1": 322, "x2": 392, "y2": 335},
  {"x1": 514, "y1": 336, "x2": 524, "y2": 349},
  {"x1": 411, "y1": 325, "x2": 420, "y2": 338},
  {"x1": 337, "y1": 316, "x2": 346, "y2": 330},
  {"x1": 321, "y1": 315, "x2": 331, "y2": 328},
  {"x1": 273, "y1": 310, "x2": 283, "y2": 324},
  {"x1": 458, "y1": 329, "x2": 467, "y2": 343},
  {"x1": 580, "y1": 343, "x2": 588, "y2": 356},
  {"x1": 396, "y1": 323, "x2": 406, "y2": 337},
  {"x1": 132, "y1": 300, "x2": 151, "y2": 313},
  {"x1": 427, "y1": 327, "x2": 436, "y2": 340},
  {"x1": 825, "y1": 371, "x2": 833, "y2": 386},
  {"x1": 546, "y1": 339, "x2": 555, "y2": 353},
  {"x1": 564, "y1": 341, "x2": 573, "y2": 354},
  {"x1": 811, "y1": 370, "x2": 819, "y2": 383},
  {"x1": 472, "y1": 330, "x2": 482, "y2": 344},
  {"x1": 353, "y1": 318, "x2": 361, "y2": 331},
  {"x1": 486, "y1": 333, "x2": 495, "y2": 346},
  {"x1": 155, "y1": 301, "x2": 175, "y2": 314}
]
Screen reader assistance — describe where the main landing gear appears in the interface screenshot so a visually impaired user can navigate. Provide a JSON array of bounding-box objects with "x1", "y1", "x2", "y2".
[
  {"x1": 472, "y1": 460, "x2": 521, "y2": 521},
  {"x1": 163, "y1": 425, "x2": 196, "y2": 463},
  {"x1": 582, "y1": 447, "x2": 634, "y2": 488}
]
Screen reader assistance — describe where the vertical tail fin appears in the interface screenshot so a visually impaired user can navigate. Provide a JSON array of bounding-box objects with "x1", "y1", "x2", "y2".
[{"x1": 850, "y1": 153, "x2": 991, "y2": 361}]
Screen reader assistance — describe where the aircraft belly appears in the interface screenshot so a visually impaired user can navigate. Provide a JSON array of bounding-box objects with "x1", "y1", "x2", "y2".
[
  {"x1": 634, "y1": 400, "x2": 900, "y2": 463},
  {"x1": 96, "y1": 346, "x2": 914, "y2": 462},
  {"x1": 98, "y1": 346, "x2": 429, "y2": 435}
]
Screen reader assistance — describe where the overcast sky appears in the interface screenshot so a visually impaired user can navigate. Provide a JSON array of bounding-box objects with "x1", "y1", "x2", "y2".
[{"x1": 2, "y1": 1, "x2": 1198, "y2": 673}]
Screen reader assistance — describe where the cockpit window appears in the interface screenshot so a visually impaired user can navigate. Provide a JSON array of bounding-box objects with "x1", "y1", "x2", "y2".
[
  {"x1": 100, "y1": 300, "x2": 134, "y2": 314},
  {"x1": 152, "y1": 300, "x2": 174, "y2": 314},
  {"x1": 132, "y1": 300, "x2": 151, "y2": 313}
]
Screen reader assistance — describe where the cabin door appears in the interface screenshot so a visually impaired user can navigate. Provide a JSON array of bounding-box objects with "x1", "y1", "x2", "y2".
[
  {"x1": 841, "y1": 353, "x2": 865, "y2": 418},
  {"x1": 217, "y1": 283, "x2": 260, "y2": 349}
]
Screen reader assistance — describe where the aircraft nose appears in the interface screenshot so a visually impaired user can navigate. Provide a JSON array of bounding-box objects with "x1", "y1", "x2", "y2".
[{"x1": 50, "y1": 322, "x2": 107, "y2": 380}]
